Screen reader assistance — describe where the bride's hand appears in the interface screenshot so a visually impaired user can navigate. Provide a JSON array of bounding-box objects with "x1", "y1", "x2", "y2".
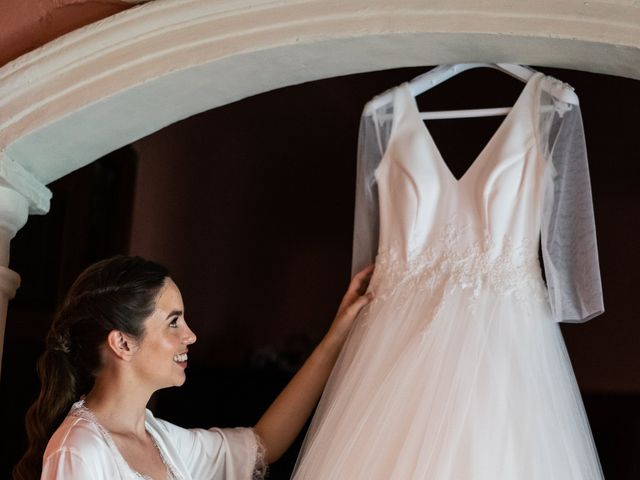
[{"x1": 324, "y1": 265, "x2": 375, "y2": 347}]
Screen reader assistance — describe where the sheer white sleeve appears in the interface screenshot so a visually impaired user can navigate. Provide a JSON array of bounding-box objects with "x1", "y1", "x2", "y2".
[
  {"x1": 538, "y1": 81, "x2": 604, "y2": 323},
  {"x1": 351, "y1": 98, "x2": 394, "y2": 276}
]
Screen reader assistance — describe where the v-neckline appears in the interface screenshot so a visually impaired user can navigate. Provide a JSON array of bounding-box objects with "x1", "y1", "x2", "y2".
[{"x1": 402, "y1": 72, "x2": 541, "y2": 185}]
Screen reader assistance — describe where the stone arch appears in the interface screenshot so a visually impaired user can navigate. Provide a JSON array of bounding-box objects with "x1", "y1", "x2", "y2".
[{"x1": 0, "y1": 0, "x2": 639, "y2": 369}]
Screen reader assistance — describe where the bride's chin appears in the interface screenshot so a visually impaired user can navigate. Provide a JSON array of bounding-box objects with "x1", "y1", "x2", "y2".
[{"x1": 175, "y1": 373, "x2": 187, "y2": 387}]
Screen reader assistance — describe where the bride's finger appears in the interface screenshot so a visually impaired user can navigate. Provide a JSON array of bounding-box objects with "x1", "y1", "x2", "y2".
[{"x1": 349, "y1": 265, "x2": 375, "y2": 294}]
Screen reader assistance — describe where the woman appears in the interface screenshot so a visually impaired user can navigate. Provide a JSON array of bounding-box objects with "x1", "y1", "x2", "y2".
[{"x1": 13, "y1": 255, "x2": 373, "y2": 479}]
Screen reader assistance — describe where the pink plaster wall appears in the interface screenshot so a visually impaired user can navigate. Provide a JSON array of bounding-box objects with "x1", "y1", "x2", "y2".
[{"x1": 0, "y1": 0, "x2": 135, "y2": 67}]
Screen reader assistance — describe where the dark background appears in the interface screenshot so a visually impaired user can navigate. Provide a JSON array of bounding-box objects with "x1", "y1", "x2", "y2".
[{"x1": 1, "y1": 66, "x2": 639, "y2": 478}]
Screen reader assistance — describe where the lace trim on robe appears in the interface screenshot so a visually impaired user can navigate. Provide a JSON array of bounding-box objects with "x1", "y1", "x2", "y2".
[
  {"x1": 250, "y1": 429, "x2": 269, "y2": 479},
  {"x1": 68, "y1": 400, "x2": 179, "y2": 480}
]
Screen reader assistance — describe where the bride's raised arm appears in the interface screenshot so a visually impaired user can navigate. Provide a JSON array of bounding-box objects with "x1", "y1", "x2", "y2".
[{"x1": 253, "y1": 264, "x2": 373, "y2": 464}]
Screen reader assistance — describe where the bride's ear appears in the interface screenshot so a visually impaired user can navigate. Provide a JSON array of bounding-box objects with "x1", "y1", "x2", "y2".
[{"x1": 106, "y1": 330, "x2": 139, "y2": 361}]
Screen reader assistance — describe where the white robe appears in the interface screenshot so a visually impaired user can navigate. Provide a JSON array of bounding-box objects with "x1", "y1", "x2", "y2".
[{"x1": 42, "y1": 400, "x2": 262, "y2": 480}]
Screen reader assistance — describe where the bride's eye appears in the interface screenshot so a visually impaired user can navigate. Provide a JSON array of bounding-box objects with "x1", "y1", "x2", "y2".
[{"x1": 169, "y1": 317, "x2": 179, "y2": 328}]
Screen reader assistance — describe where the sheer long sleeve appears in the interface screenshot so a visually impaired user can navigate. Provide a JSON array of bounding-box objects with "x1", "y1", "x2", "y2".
[
  {"x1": 539, "y1": 91, "x2": 604, "y2": 323},
  {"x1": 351, "y1": 102, "x2": 394, "y2": 276}
]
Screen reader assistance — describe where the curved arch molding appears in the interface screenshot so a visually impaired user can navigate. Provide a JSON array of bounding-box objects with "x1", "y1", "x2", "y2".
[{"x1": 1, "y1": 0, "x2": 639, "y2": 212}]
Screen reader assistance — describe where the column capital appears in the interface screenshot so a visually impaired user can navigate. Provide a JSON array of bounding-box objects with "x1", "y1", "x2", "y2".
[
  {"x1": 0, "y1": 152, "x2": 51, "y2": 215},
  {"x1": 0, "y1": 185, "x2": 30, "y2": 239},
  {"x1": 0, "y1": 180, "x2": 31, "y2": 378}
]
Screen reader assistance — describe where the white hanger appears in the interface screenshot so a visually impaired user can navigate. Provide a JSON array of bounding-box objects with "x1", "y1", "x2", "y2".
[{"x1": 366, "y1": 63, "x2": 579, "y2": 119}]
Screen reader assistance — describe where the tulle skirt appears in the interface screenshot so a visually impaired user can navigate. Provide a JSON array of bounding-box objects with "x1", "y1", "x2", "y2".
[{"x1": 292, "y1": 280, "x2": 604, "y2": 479}]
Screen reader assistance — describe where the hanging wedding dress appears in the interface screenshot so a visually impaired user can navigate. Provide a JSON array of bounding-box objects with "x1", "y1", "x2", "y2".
[{"x1": 293, "y1": 70, "x2": 604, "y2": 479}]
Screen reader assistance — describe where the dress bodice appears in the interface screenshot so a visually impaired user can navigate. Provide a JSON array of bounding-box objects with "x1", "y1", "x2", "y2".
[
  {"x1": 352, "y1": 68, "x2": 602, "y2": 322},
  {"x1": 376, "y1": 73, "x2": 546, "y2": 263},
  {"x1": 369, "y1": 74, "x2": 550, "y2": 302}
]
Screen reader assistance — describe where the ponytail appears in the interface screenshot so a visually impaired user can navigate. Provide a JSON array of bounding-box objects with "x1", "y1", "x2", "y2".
[
  {"x1": 13, "y1": 343, "x2": 81, "y2": 480},
  {"x1": 13, "y1": 255, "x2": 168, "y2": 480}
]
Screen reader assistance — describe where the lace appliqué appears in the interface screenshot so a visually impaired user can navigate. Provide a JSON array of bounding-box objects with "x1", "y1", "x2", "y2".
[
  {"x1": 251, "y1": 429, "x2": 269, "y2": 479},
  {"x1": 552, "y1": 99, "x2": 573, "y2": 118},
  {"x1": 546, "y1": 76, "x2": 575, "y2": 118},
  {"x1": 369, "y1": 224, "x2": 547, "y2": 309}
]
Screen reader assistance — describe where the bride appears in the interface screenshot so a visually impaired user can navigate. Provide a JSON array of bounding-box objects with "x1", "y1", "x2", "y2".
[{"x1": 14, "y1": 255, "x2": 373, "y2": 479}]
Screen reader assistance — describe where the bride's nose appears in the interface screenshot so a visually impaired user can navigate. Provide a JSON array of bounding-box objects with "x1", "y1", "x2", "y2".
[{"x1": 182, "y1": 324, "x2": 197, "y2": 345}]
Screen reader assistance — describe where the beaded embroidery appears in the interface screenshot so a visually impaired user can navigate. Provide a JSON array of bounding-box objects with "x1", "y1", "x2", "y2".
[{"x1": 370, "y1": 223, "x2": 547, "y2": 306}]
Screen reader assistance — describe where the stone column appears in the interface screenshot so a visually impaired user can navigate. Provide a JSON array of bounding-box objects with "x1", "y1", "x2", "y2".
[
  {"x1": 0, "y1": 186, "x2": 29, "y2": 373},
  {"x1": 0, "y1": 153, "x2": 51, "y2": 376}
]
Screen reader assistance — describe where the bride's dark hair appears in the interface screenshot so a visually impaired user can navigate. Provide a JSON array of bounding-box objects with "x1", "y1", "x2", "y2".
[{"x1": 13, "y1": 255, "x2": 168, "y2": 480}]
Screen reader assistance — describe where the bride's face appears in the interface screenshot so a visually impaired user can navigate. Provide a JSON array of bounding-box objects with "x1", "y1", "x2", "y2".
[{"x1": 131, "y1": 278, "x2": 197, "y2": 389}]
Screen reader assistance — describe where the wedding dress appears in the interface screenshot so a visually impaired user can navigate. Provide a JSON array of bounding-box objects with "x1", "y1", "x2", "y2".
[{"x1": 293, "y1": 70, "x2": 604, "y2": 479}]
